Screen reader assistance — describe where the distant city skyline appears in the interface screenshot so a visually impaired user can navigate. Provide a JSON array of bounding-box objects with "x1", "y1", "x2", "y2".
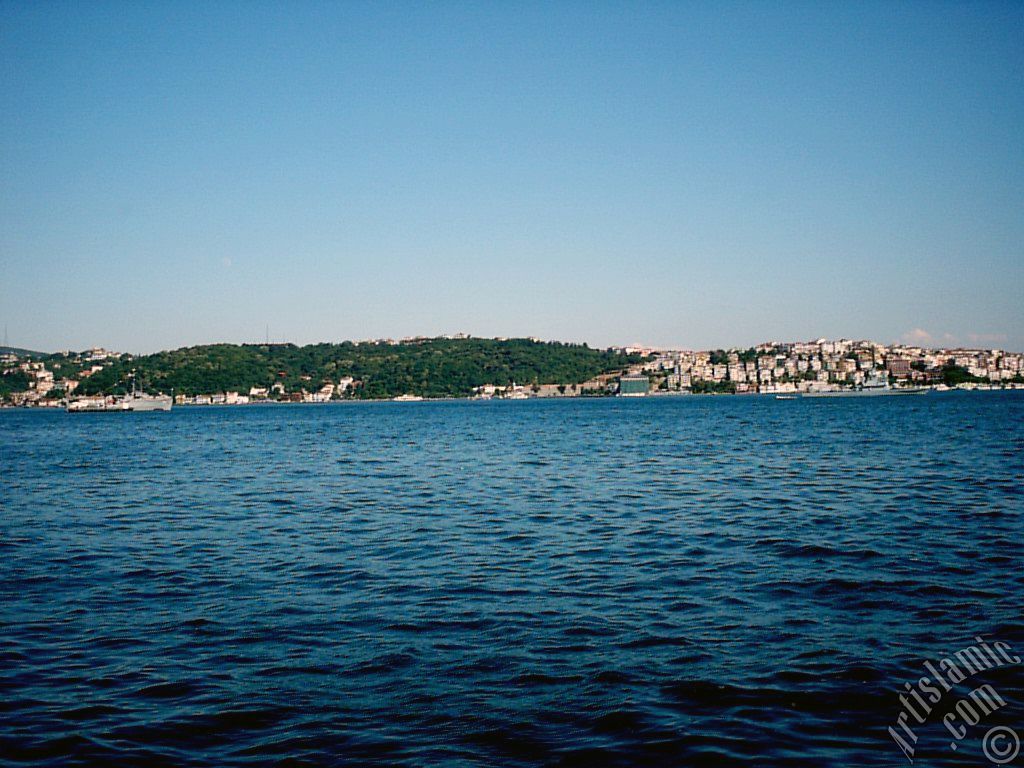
[{"x1": 2, "y1": 2, "x2": 1022, "y2": 354}]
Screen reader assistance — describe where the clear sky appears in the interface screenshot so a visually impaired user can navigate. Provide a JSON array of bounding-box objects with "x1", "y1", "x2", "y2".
[{"x1": 2, "y1": 1, "x2": 1022, "y2": 353}]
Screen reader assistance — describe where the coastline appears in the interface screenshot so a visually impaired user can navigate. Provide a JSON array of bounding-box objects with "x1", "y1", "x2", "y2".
[{"x1": 5, "y1": 385, "x2": 1024, "y2": 411}]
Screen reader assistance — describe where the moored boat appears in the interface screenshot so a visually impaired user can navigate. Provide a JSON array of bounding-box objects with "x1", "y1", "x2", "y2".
[
  {"x1": 122, "y1": 392, "x2": 173, "y2": 411},
  {"x1": 803, "y1": 372, "x2": 928, "y2": 398},
  {"x1": 67, "y1": 374, "x2": 172, "y2": 412}
]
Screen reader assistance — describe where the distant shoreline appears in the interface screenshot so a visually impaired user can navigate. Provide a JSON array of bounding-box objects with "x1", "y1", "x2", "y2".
[
  {"x1": 4, "y1": 385, "x2": 1024, "y2": 412},
  {"x1": 4, "y1": 336, "x2": 1023, "y2": 407}
]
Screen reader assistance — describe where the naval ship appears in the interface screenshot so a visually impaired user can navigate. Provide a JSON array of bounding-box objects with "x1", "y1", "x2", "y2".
[
  {"x1": 802, "y1": 371, "x2": 927, "y2": 398},
  {"x1": 67, "y1": 375, "x2": 172, "y2": 412}
]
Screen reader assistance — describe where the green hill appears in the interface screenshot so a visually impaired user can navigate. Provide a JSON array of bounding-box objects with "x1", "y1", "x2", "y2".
[
  {"x1": 72, "y1": 338, "x2": 641, "y2": 398},
  {"x1": 0, "y1": 346, "x2": 46, "y2": 358}
]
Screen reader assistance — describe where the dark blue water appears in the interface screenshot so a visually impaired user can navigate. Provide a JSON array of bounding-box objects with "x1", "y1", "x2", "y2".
[{"x1": 2, "y1": 394, "x2": 1022, "y2": 767}]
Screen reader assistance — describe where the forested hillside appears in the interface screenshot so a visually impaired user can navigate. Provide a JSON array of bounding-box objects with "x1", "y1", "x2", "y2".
[{"x1": 72, "y1": 338, "x2": 641, "y2": 398}]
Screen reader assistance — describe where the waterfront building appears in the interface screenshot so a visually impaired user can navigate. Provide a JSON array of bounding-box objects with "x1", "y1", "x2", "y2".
[{"x1": 618, "y1": 375, "x2": 649, "y2": 397}]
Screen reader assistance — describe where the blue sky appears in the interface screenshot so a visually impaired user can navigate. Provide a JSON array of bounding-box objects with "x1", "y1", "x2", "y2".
[{"x1": 1, "y1": 1, "x2": 1022, "y2": 353}]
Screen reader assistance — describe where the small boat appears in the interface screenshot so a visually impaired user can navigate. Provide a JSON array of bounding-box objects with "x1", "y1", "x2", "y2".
[
  {"x1": 775, "y1": 394, "x2": 799, "y2": 400},
  {"x1": 392, "y1": 393, "x2": 424, "y2": 402}
]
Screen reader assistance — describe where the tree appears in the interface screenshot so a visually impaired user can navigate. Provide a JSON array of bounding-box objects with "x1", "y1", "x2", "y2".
[
  {"x1": 0, "y1": 370, "x2": 30, "y2": 398},
  {"x1": 941, "y1": 363, "x2": 985, "y2": 387}
]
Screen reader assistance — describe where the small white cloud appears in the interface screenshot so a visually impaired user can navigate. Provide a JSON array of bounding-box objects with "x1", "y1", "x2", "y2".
[{"x1": 900, "y1": 328, "x2": 932, "y2": 345}]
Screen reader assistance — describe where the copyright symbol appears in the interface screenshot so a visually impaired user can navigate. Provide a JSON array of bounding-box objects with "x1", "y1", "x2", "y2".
[{"x1": 983, "y1": 726, "x2": 1021, "y2": 765}]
